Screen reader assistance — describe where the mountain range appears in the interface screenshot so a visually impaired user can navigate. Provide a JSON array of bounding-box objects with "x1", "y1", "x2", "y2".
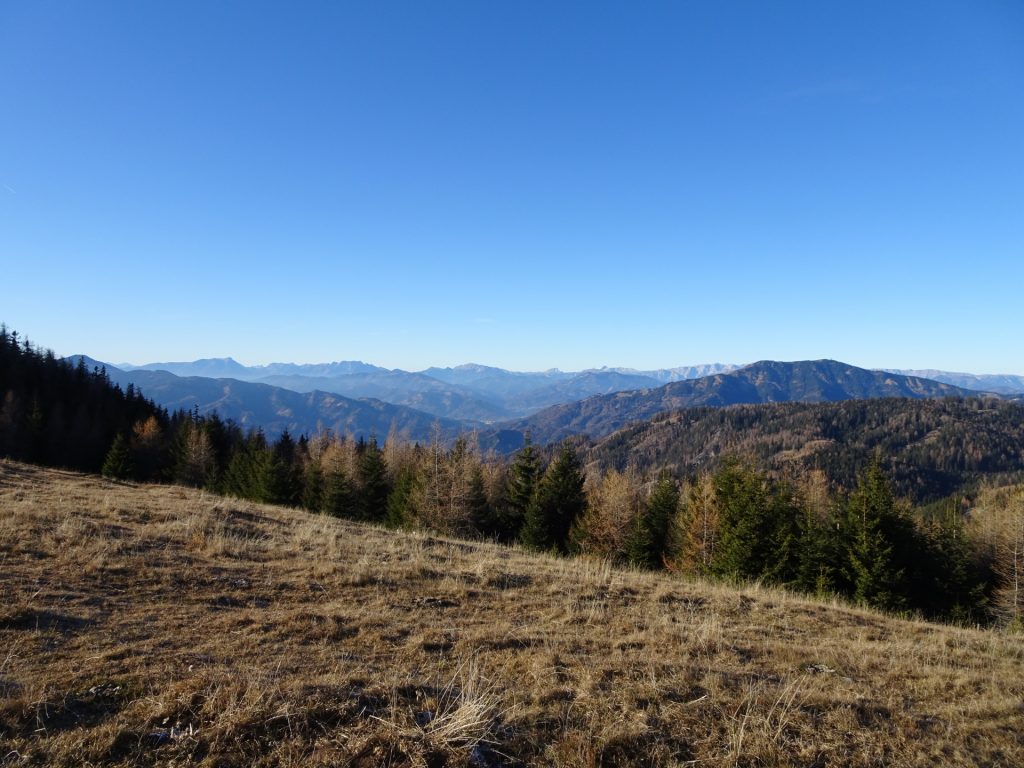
[
  {"x1": 71, "y1": 355, "x2": 1011, "y2": 448},
  {"x1": 74, "y1": 358, "x2": 466, "y2": 443},
  {"x1": 112, "y1": 359, "x2": 738, "y2": 422}
]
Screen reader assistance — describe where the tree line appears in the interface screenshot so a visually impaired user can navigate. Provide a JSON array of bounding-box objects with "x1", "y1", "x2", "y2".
[
  {"x1": 98, "y1": 405, "x2": 1017, "y2": 627},
  {"x1": 0, "y1": 326, "x2": 167, "y2": 472}
]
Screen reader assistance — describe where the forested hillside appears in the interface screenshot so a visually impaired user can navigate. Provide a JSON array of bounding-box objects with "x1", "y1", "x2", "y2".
[
  {"x1": 0, "y1": 327, "x2": 167, "y2": 473},
  {"x1": 585, "y1": 397, "x2": 1024, "y2": 503}
]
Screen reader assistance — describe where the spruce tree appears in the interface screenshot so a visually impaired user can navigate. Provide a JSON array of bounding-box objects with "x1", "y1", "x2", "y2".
[
  {"x1": 711, "y1": 460, "x2": 773, "y2": 581},
  {"x1": 101, "y1": 433, "x2": 134, "y2": 480},
  {"x1": 762, "y1": 482, "x2": 802, "y2": 585},
  {"x1": 269, "y1": 431, "x2": 302, "y2": 505},
  {"x1": 627, "y1": 471, "x2": 679, "y2": 570},
  {"x1": 502, "y1": 437, "x2": 541, "y2": 542},
  {"x1": 323, "y1": 466, "x2": 357, "y2": 519},
  {"x1": 922, "y1": 502, "x2": 985, "y2": 623},
  {"x1": 222, "y1": 431, "x2": 268, "y2": 501},
  {"x1": 843, "y1": 458, "x2": 907, "y2": 611},
  {"x1": 385, "y1": 467, "x2": 418, "y2": 528},
  {"x1": 465, "y1": 463, "x2": 493, "y2": 538},
  {"x1": 521, "y1": 443, "x2": 586, "y2": 554},
  {"x1": 794, "y1": 499, "x2": 837, "y2": 597},
  {"x1": 356, "y1": 437, "x2": 390, "y2": 522},
  {"x1": 302, "y1": 462, "x2": 325, "y2": 511}
]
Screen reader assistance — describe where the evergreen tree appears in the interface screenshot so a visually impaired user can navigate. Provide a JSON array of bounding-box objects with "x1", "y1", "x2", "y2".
[
  {"x1": 521, "y1": 443, "x2": 586, "y2": 554},
  {"x1": 843, "y1": 458, "x2": 907, "y2": 611},
  {"x1": 925, "y1": 503, "x2": 986, "y2": 623},
  {"x1": 222, "y1": 431, "x2": 268, "y2": 500},
  {"x1": 465, "y1": 463, "x2": 493, "y2": 538},
  {"x1": 259, "y1": 447, "x2": 299, "y2": 507},
  {"x1": 711, "y1": 461, "x2": 774, "y2": 581},
  {"x1": 302, "y1": 461, "x2": 325, "y2": 511},
  {"x1": 356, "y1": 437, "x2": 390, "y2": 522},
  {"x1": 501, "y1": 437, "x2": 541, "y2": 542},
  {"x1": 385, "y1": 466, "x2": 418, "y2": 528},
  {"x1": 101, "y1": 433, "x2": 134, "y2": 480},
  {"x1": 794, "y1": 500, "x2": 838, "y2": 597},
  {"x1": 762, "y1": 481, "x2": 802, "y2": 585},
  {"x1": 323, "y1": 466, "x2": 356, "y2": 519},
  {"x1": 627, "y1": 471, "x2": 679, "y2": 570},
  {"x1": 131, "y1": 415, "x2": 166, "y2": 481},
  {"x1": 202, "y1": 412, "x2": 236, "y2": 489},
  {"x1": 790, "y1": 470, "x2": 837, "y2": 596},
  {"x1": 265, "y1": 430, "x2": 302, "y2": 505}
]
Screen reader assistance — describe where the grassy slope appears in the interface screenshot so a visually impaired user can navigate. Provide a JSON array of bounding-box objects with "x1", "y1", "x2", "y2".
[{"x1": 1, "y1": 461, "x2": 1022, "y2": 767}]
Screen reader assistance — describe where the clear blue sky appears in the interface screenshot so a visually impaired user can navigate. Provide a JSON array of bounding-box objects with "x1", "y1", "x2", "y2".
[{"x1": 2, "y1": 1, "x2": 1022, "y2": 373}]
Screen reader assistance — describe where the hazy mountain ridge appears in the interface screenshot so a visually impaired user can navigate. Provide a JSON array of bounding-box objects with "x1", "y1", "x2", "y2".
[
  {"x1": 887, "y1": 369, "x2": 1024, "y2": 395},
  {"x1": 252, "y1": 371, "x2": 513, "y2": 423},
  {"x1": 71, "y1": 358, "x2": 467, "y2": 442},
  {"x1": 583, "y1": 363, "x2": 738, "y2": 382},
  {"x1": 121, "y1": 357, "x2": 389, "y2": 379},
  {"x1": 76, "y1": 356, "x2": 1002, "y2": 451},
  {"x1": 115, "y1": 358, "x2": 739, "y2": 421},
  {"x1": 486, "y1": 359, "x2": 982, "y2": 449}
]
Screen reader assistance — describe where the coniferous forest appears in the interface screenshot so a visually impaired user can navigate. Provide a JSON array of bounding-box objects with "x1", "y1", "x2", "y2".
[{"x1": 2, "y1": 325, "x2": 1023, "y2": 628}]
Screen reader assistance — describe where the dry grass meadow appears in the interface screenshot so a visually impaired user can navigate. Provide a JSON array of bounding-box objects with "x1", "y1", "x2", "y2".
[{"x1": 1, "y1": 459, "x2": 1023, "y2": 766}]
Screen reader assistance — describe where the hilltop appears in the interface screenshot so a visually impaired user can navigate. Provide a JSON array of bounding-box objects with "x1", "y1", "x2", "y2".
[{"x1": 2, "y1": 461, "x2": 1023, "y2": 767}]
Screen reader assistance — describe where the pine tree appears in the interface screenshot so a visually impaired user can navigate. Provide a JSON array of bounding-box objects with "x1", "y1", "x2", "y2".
[
  {"x1": 521, "y1": 443, "x2": 586, "y2": 554},
  {"x1": 101, "y1": 433, "x2": 134, "y2": 480}
]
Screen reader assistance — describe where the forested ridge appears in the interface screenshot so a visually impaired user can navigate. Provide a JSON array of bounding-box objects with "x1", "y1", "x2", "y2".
[
  {"x1": 490, "y1": 359, "x2": 981, "y2": 448},
  {"x1": 0, "y1": 326, "x2": 168, "y2": 472},
  {"x1": 586, "y1": 398, "x2": 1024, "y2": 503}
]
